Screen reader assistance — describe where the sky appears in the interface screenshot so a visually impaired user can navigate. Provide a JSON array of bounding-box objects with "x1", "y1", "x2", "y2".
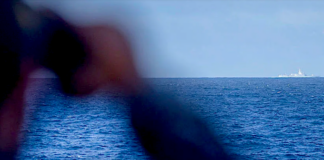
[{"x1": 25, "y1": 0, "x2": 324, "y2": 78}]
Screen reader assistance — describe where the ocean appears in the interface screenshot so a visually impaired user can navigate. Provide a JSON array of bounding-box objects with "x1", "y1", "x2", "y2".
[{"x1": 17, "y1": 78, "x2": 324, "y2": 159}]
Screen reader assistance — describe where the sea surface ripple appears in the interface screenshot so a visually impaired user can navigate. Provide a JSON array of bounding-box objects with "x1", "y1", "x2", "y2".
[{"x1": 18, "y1": 78, "x2": 324, "y2": 159}]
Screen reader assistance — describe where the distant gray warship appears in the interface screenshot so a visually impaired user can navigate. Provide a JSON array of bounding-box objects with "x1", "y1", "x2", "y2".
[{"x1": 278, "y1": 69, "x2": 315, "y2": 77}]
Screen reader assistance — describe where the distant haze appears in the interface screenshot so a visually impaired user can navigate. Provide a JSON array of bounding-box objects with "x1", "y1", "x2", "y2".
[{"x1": 25, "y1": 0, "x2": 324, "y2": 78}]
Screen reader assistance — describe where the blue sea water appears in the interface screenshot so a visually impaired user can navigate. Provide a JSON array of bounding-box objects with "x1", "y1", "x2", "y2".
[{"x1": 18, "y1": 78, "x2": 324, "y2": 159}]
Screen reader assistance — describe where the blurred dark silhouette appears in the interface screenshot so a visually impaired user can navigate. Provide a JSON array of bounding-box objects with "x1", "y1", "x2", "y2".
[{"x1": 0, "y1": 0, "x2": 231, "y2": 159}]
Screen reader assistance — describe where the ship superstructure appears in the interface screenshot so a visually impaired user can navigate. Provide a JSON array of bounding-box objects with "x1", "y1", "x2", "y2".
[{"x1": 278, "y1": 69, "x2": 314, "y2": 77}]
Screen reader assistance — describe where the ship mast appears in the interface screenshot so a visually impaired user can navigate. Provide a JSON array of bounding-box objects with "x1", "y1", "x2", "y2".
[{"x1": 298, "y1": 69, "x2": 302, "y2": 75}]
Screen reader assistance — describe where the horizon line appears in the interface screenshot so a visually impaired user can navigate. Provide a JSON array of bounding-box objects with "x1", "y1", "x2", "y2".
[{"x1": 28, "y1": 76, "x2": 322, "y2": 79}]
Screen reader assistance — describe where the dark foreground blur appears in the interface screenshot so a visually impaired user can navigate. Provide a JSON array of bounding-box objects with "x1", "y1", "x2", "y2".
[{"x1": 0, "y1": 1, "x2": 232, "y2": 159}]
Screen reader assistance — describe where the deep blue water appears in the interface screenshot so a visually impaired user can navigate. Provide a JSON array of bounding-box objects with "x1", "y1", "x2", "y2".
[{"x1": 18, "y1": 78, "x2": 324, "y2": 159}]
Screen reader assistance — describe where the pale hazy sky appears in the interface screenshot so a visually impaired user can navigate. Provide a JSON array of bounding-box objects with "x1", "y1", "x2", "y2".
[{"x1": 25, "y1": 0, "x2": 324, "y2": 78}]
